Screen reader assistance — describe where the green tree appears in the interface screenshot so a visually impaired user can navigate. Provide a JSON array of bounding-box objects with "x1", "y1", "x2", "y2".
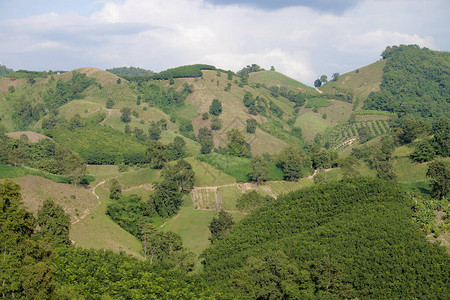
[
  {"x1": 150, "y1": 180, "x2": 183, "y2": 217},
  {"x1": 249, "y1": 155, "x2": 269, "y2": 184},
  {"x1": 314, "y1": 79, "x2": 322, "y2": 88},
  {"x1": 229, "y1": 251, "x2": 306, "y2": 299},
  {"x1": 202, "y1": 112, "x2": 209, "y2": 120},
  {"x1": 37, "y1": 199, "x2": 71, "y2": 245},
  {"x1": 198, "y1": 127, "x2": 214, "y2": 154},
  {"x1": 340, "y1": 155, "x2": 360, "y2": 178},
  {"x1": 320, "y1": 75, "x2": 328, "y2": 84},
  {"x1": 109, "y1": 179, "x2": 122, "y2": 200},
  {"x1": 0, "y1": 180, "x2": 55, "y2": 298},
  {"x1": 120, "y1": 107, "x2": 131, "y2": 123},
  {"x1": 148, "y1": 121, "x2": 162, "y2": 140},
  {"x1": 396, "y1": 119, "x2": 431, "y2": 144},
  {"x1": 246, "y1": 118, "x2": 257, "y2": 134},
  {"x1": 106, "y1": 98, "x2": 115, "y2": 108},
  {"x1": 209, "y1": 210, "x2": 234, "y2": 243},
  {"x1": 209, "y1": 99, "x2": 223, "y2": 116},
  {"x1": 277, "y1": 146, "x2": 310, "y2": 181},
  {"x1": 410, "y1": 141, "x2": 435, "y2": 162},
  {"x1": 8, "y1": 85, "x2": 15, "y2": 93},
  {"x1": 124, "y1": 123, "x2": 131, "y2": 135},
  {"x1": 60, "y1": 151, "x2": 87, "y2": 185},
  {"x1": 210, "y1": 116, "x2": 222, "y2": 130},
  {"x1": 146, "y1": 141, "x2": 168, "y2": 169},
  {"x1": 357, "y1": 126, "x2": 371, "y2": 143},
  {"x1": 332, "y1": 72, "x2": 340, "y2": 81},
  {"x1": 226, "y1": 129, "x2": 251, "y2": 158},
  {"x1": 426, "y1": 160, "x2": 449, "y2": 199},
  {"x1": 431, "y1": 118, "x2": 449, "y2": 156}
]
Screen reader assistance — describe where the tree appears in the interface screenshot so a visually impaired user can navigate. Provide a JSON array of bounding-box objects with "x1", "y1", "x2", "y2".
[
  {"x1": 226, "y1": 129, "x2": 251, "y2": 158},
  {"x1": 277, "y1": 146, "x2": 310, "y2": 181},
  {"x1": 198, "y1": 127, "x2": 214, "y2": 154},
  {"x1": 357, "y1": 126, "x2": 371, "y2": 143},
  {"x1": 332, "y1": 72, "x2": 340, "y2": 81},
  {"x1": 117, "y1": 78, "x2": 121, "y2": 84},
  {"x1": 202, "y1": 112, "x2": 209, "y2": 120},
  {"x1": 109, "y1": 179, "x2": 122, "y2": 200},
  {"x1": 320, "y1": 75, "x2": 328, "y2": 84},
  {"x1": 161, "y1": 160, "x2": 195, "y2": 192},
  {"x1": 210, "y1": 116, "x2": 222, "y2": 130},
  {"x1": 270, "y1": 66, "x2": 275, "y2": 71},
  {"x1": 209, "y1": 210, "x2": 234, "y2": 243},
  {"x1": 148, "y1": 121, "x2": 162, "y2": 140},
  {"x1": 8, "y1": 85, "x2": 15, "y2": 93},
  {"x1": 106, "y1": 98, "x2": 114, "y2": 108},
  {"x1": 229, "y1": 251, "x2": 304, "y2": 299},
  {"x1": 341, "y1": 155, "x2": 360, "y2": 178},
  {"x1": 124, "y1": 123, "x2": 131, "y2": 135},
  {"x1": 249, "y1": 156, "x2": 269, "y2": 184},
  {"x1": 0, "y1": 180, "x2": 56, "y2": 298},
  {"x1": 431, "y1": 118, "x2": 449, "y2": 156},
  {"x1": 37, "y1": 199, "x2": 71, "y2": 245},
  {"x1": 120, "y1": 107, "x2": 131, "y2": 123},
  {"x1": 60, "y1": 152, "x2": 87, "y2": 185},
  {"x1": 151, "y1": 179, "x2": 183, "y2": 217},
  {"x1": 314, "y1": 79, "x2": 322, "y2": 88},
  {"x1": 146, "y1": 141, "x2": 168, "y2": 169},
  {"x1": 169, "y1": 136, "x2": 187, "y2": 159},
  {"x1": 426, "y1": 160, "x2": 449, "y2": 199},
  {"x1": 209, "y1": 99, "x2": 222, "y2": 116},
  {"x1": 396, "y1": 119, "x2": 431, "y2": 144},
  {"x1": 246, "y1": 119, "x2": 257, "y2": 134},
  {"x1": 410, "y1": 141, "x2": 435, "y2": 162}
]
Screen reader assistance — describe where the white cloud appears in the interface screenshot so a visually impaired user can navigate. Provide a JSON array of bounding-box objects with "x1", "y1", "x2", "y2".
[{"x1": 0, "y1": 0, "x2": 448, "y2": 84}]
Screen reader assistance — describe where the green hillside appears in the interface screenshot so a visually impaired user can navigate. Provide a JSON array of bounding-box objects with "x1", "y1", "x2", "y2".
[
  {"x1": 202, "y1": 178, "x2": 450, "y2": 299},
  {"x1": 320, "y1": 60, "x2": 385, "y2": 109},
  {"x1": 249, "y1": 70, "x2": 316, "y2": 92}
]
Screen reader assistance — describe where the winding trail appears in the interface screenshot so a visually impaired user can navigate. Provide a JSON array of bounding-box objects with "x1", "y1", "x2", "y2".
[{"x1": 71, "y1": 179, "x2": 107, "y2": 225}]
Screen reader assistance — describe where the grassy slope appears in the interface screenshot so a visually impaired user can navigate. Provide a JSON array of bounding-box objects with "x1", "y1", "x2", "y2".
[
  {"x1": 248, "y1": 70, "x2": 316, "y2": 93},
  {"x1": 320, "y1": 60, "x2": 386, "y2": 109},
  {"x1": 182, "y1": 70, "x2": 294, "y2": 155}
]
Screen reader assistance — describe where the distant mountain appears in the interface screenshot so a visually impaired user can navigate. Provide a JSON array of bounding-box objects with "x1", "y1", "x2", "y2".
[{"x1": 106, "y1": 66, "x2": 154, "y2": 77}]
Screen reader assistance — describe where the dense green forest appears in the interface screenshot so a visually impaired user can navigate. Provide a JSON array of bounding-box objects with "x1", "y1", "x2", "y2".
[
  {"x1": 202, "y1": 178, "x2": 450, "y2": 299},
  {"x1": 106, "y1": 66, "x2": 154, "y2": 77},
  {"x1": 364, "y1": 45, "x2": 450, "y2": 120}
]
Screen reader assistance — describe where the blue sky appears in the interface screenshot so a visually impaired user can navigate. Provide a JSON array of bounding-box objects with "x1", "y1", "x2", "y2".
[{"x1": 0, "y1": 0, "x2": 448, "y2": 85}]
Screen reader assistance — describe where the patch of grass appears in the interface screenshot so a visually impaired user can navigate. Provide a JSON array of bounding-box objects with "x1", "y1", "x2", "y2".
[
  {"x1": 160, "y1": 130, "x2": 201, "y2": 156},
  {"x1": 185, "y1": 157, "x2": 236, "y2": 186},
  {"x1": 70, "y1": 182, "x2": 144, "y2": 259},
  {"x1": 266, "y1": 178, "x2": 313, "y2": 195},
  {"x1": 197, "y1": 153, "x2": 284, "y2": 182},
  {"x1": 112, "y1": 167, "x2": 159, "y2": 189},
  {"x1": 248, "y1": 71, "x2": 316, "y2": 93},
  {"x1": 161, "y1": 196, "x2": 246, "y2": 255},
  {"x1": 393, "y1": 157, "x2": 428, "y2": 183},
  {"x1": 294, "y1": 114, "x2": 328, "y2": 138},
  {"x1": 0, "y1": 164, "x2": 72, "y2": 183},
  {"x1": 305, "y1": 98, "x2": 333, "y2": 108},
  {"x1": 217, "y1": 186, "x2": 242, "y2": 210}
]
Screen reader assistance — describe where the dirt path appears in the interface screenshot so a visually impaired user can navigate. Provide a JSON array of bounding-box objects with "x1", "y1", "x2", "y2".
[
  {"x1": 159, "y1": 210, "x2": 183, "y2": 229},
  {"x1": 71, "y1": 179, "x2": 107, "y2": 225}
]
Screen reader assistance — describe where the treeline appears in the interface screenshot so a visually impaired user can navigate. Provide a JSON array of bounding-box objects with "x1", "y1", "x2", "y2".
[
  {"x1": 106, "y1": 66, "x2": 154, "y2": 77},
  {"x1": 0, "y1": 180, "x2": 216, "y2": 299},
  {"x1": 0, "y1": 127, "x2": 88, "y2": 184},
  {"x1": 202, "y1": 178, "x2": 450, "y2": 299},
  {"x1": 153, "y1": 64, "x2": 216, "y2": 80},
  {"x1": 364, "y1": 45, "x2": 450, "y2": 120}
]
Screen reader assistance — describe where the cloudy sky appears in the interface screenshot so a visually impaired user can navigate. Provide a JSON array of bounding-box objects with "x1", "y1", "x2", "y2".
[{"x1": 0, "y1": 0, "x2": 448, "y2": 85}]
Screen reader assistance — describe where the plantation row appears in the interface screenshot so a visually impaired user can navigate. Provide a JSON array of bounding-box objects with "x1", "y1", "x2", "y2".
[{"x1": 324, "y1": 119, "x2": 391, "y2": 148}]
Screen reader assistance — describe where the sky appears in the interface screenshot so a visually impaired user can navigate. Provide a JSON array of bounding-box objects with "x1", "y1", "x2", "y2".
[{"x1": 0, "y1": 0, "x2": 448, "y2": 85}]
